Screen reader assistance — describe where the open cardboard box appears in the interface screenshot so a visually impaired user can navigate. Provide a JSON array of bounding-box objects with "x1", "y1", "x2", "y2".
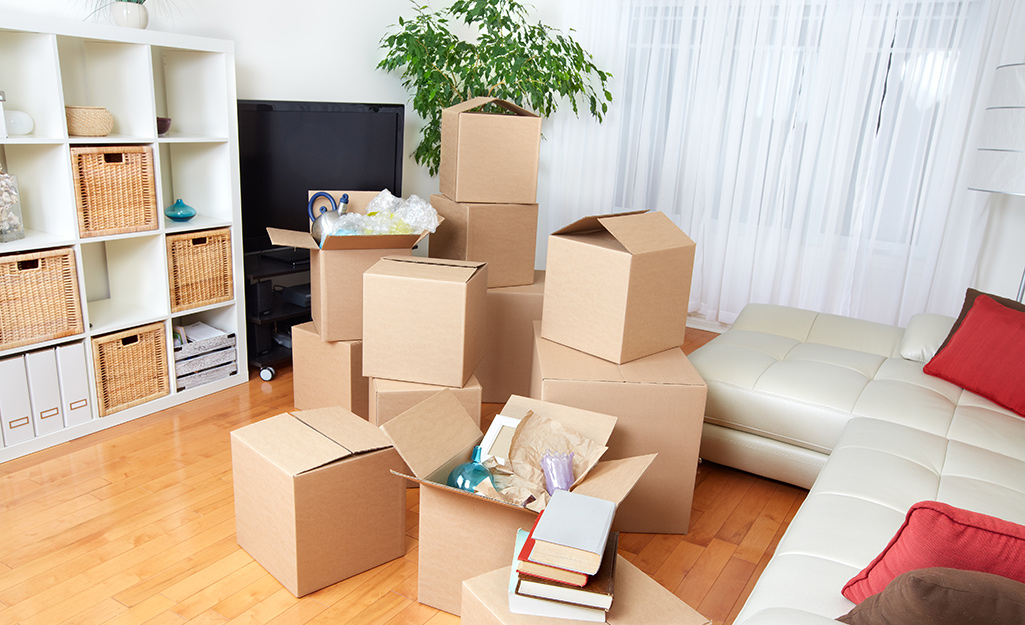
[
  {"x1": 266, "y1": 190, "x2": 433, "y2": 342},
  {"x1": 379, "y1": 389, "x2": 655, "y2": 615}
]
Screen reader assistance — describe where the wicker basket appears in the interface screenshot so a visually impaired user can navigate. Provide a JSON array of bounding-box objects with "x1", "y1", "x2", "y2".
[
  {"x1": 166, "y1": 228, "x2": 234, "y2": 313},
  {"x1": 0, "y1": 247, "x2": 84, "y2": 351},
  {"x1": 65, "y1": 106, "x2": 114, "y2": 137},
  {"x1": 92, "y1": 322, "x2": 169, "y2": 417},
  {"x1": 71, "y1": 145, "x2": 158, "y2": 237}
]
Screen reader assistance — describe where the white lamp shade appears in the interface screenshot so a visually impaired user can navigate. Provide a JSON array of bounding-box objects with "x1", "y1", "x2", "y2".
[
  {"x1": 970, "y1": 63, "x2": 1025, "y2": 196},
  {"x1": 989, "y1": 63, "x2": 1025, "y2": 108},
  {"x1": 969, "y1": 149, "x2": 1025, "y2": 195}
]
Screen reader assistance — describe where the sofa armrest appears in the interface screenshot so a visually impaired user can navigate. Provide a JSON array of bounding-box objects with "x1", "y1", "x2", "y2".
[{"x1": 899, "y1": 313, "x2": 955, "y2": 362}]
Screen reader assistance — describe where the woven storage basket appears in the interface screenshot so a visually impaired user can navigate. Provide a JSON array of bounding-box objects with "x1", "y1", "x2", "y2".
[
  {"x1": 92, "y1": 322, "x2": 169, "y2": 417},
  {"x1": 0, "y1": 247, "x2": 84, "y2": 350},
  {"x1": 65, "y1": 106, "x2": 114, "y2": 137},
  {"x1": 166, "y1": 228, "x2": 233, "y2": 313},
  {"x1": 71, "y1": 145, "x2": 158, "y2": 237}
]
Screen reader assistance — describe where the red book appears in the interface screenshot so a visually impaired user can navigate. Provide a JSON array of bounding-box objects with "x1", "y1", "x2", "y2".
[{"x1": 516, "y1": 511, "x2": 589, "y2": 587}]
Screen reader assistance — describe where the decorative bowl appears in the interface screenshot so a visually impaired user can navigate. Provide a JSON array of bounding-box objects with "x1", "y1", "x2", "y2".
[{"x1": 156, "y1": 117, "x2": 172, "y2": 136}]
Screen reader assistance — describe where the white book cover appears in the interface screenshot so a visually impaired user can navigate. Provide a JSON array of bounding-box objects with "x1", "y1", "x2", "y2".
[
  {"x1": 532, "y1": 490, "x2": 615, "y2": 555},
  {"x1": 508, "y1": 529, "x2": 605, "y2": 622}
]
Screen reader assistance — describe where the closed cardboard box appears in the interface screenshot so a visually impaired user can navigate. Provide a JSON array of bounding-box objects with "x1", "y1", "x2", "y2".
[
  {"x1": 267, "y1": 191, "x2": 429, "y2": 342},
  {"x1": 231, "y1": 407, "x2": 407, "y2": 597},
  {"x1": 429, "y1": 194, "x2": 538, "y2": 288},
  {"x1": 369, "y1": 374, "x2": 482, "y2": 428},
  {"x1": 461, "y1": 557, "x2": 711, "y2": 625},
  {"x1": 291, "y1": 321, "x2": 368, "y2": 419},
  {"x1": 478, "y1": 272, "x2": 545, "y2": 403},
  {"x1": 363, "y1": 256, "x2": 488, "y2": 388},
  {"x1": 380, "y1": 389, "x2": 654, "y2": 615},
  {"x1": 530, "y1": 323, "x2": 707, "y2": 534},
  {"x1": 439, "y1": 97, "x2": 541, "y2": 204},
  {"x1": 541, "y1": 210, "x2": 696, "y2": 364}
]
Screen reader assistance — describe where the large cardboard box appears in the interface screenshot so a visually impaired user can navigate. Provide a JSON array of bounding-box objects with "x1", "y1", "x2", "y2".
[
  {"x1": 530, "y1": 322, "x2": 707, "y2": 534},
  {"x1": 379, "y1": 389, "x2": 655, "y2": 615},
  {"x1": 230, "y1": 407, "x2": 407, "y2": 597},
  {"x1": 439, "y1": 97, "x2": 542, "y2": 204},
  {"x1": 478, "y1": 272, "x2": 545, "y2": 403},
  {"x1": 541, "y1": 210, "x2": 696, "y2": 364},
  {"x1": 363, "y1": 256, "x2": 488, "y2": 387},
  {"x1": 291, "y1": 321, "x2": 368, "y2": 418},
  {"x1": 429, "y1": 194, "x2": 538, "y2": 288},
  {"x1": 370, "y1": 374, "x2": 482, "y2": 428},
  {"x1": 266, "y1": 191, "x2": 430, "y2": 342},
  {"x1": 461, "y1": 558, "x2": 711, "y2": 625}
]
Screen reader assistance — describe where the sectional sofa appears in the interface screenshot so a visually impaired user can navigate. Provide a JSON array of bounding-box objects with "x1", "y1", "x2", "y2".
[{"x1": 688, "y1": 301, "x2": 1025, "y2": 623}]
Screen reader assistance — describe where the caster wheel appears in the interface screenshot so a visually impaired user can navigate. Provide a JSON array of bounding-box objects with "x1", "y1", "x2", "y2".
[{"x1": 259, "y1": 366, "x2": 276, "y2": 381}]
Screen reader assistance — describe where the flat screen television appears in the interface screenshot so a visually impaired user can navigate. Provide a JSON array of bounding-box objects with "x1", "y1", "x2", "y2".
[{"x1": 237, "y1": 100, "x2": 404, "y2": 254}]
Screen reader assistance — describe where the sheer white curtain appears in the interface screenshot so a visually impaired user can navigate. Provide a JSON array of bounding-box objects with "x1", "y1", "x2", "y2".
[{"x1": 543, "y1": 0, "x2": 1024, "y2": 325}]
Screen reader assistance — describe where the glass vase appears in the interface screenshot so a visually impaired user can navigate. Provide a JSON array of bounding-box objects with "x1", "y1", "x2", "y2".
[{"x1": 0, "y1": 172, "x2": 25, "y2": 243}]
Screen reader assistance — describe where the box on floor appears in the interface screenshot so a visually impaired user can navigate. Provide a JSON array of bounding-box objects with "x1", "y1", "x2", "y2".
[
  {"x1": 267, "y1": 190, "x2": 428, "y2": 342},
  {"x1": 230, "y1": 407, "x2": 407, "y2": 597},
  {"x1": 478, "y1": 271, "x2": 545, "y2": 404},
  {"x1": 291, "y1": 321, "x2": 368, "y2": 419},
  {"x1": 363, "y1": 256, "x2": 487, "y2": 387},
  {"x1": 429, "y1": 194, "x2": 538, "y2": 288},
  {"x1": 439, "y1": 97, "x2": 541, "y2": 205},
  {"x1": 379, "y1": 389, "x2": 654, "y2": 615},
  {"x1": 530, "y1": 322, "x2": 707, "y2": 534},
  {"x1": 541, "y1": 210, "x2": 696, "y2": 364}
]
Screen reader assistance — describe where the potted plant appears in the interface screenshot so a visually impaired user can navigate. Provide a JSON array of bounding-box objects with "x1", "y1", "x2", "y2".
[
  {"x1": 94, "y1": 0, "x2": 150, "y2": 28},
  {"x1": 378, "y1": 0, "x2": 612, "y2": 176}
]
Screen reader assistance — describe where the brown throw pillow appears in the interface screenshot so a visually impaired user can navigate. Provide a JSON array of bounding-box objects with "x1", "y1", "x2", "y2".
[
  {"x1": 935, "y1": 288, "x2": 1025, "y2": 356},
  {"x1": 838, "y1": 567, "x2": 1025, "y2": 625}
]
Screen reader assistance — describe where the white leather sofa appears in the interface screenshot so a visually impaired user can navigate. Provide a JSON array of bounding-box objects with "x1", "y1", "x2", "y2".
[{"x1": 688, "y1": 303, "x2": 1025, "y2": 623}]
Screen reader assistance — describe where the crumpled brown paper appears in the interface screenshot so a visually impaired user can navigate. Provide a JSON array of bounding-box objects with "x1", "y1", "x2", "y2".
[{"x1": 475, "y1": 409, "x2": 606, "y2": 512}]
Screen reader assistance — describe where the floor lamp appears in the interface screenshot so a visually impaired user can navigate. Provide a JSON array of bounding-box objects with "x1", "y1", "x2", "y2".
[{"x1": 968, "y1": 62, "x2": 1025, "y2": 303}]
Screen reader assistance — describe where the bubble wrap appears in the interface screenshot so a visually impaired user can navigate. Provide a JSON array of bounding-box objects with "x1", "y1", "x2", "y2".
[{"x1": 328, "y1": 189, "x2": 439, "y2": 237}]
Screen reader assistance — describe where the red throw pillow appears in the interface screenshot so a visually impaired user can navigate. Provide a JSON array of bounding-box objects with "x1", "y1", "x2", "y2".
[
  {"x1": 842, "y1": 501, "x2": 1025, "y2": 604},
  {"x1": 922, "y1": 294, "x2": 1025, "y2": 417}
]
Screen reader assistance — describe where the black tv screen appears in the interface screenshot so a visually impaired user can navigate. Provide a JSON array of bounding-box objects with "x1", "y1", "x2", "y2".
[{"x1": 237, "y1": 100, "x2": 404, "y2": 253}]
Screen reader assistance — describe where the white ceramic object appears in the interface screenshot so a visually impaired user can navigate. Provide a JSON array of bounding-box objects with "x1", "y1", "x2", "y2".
[
  {"x1": 112, "y1": 2, "x2": 149, "y2": 29},
  {"x1": 4, "y1": 110, "x2": 33, "y2": 135}
]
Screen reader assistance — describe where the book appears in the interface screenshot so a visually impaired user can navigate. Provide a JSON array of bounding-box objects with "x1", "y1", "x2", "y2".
[
  {"x1": 508, "y1": 529, "x2": 606, "y2": 622},
  {"x1": 517, "y1": 512, "x2": 590, "y2": 587},
  {"x1": 526, "y1": 489, "x2": 616, "y2": 575},
  {"x1": 517, "y1": 531, "x2": 618, "y2": 610}
]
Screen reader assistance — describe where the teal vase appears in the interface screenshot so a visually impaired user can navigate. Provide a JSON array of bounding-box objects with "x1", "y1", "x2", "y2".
[
  {"x1": 165, "y1": 198, "x2": 196, "y2": 222},
  {"x1": 447, "y1": 446, "x2": 494, "y2": 492}
]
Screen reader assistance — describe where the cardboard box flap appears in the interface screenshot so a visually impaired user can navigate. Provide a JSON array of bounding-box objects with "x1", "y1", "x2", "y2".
[
  {"x1": 550, "y1": 210, "x2": 648, "y2": 237},
  {"x1": 599, "y1": 211, "x2": 695, "y2": 255},
  {"x1": 267, "y1": 227, "x2": 318, "y2": 251},
  {"x1": 230, "y1": 414, "x2": 353, "y2": 477},
  {"x1": 569, "y1": 454, "x2": 656, "y2": 506},
  {"x1": 374, "y1": 255, "x2": 486, "y2": 283},
  {"x1": 501, "y1": 395, "x2": 617, "y2": 447},
  {"x1": 266, "y1": 226, "x2": 429, "y2": 252},
  {"x1": 292, "y1": 406, "x2": 393, "y2": 455},
  {"x1": 445, "y1": 96, "x2": 539, "y2": 119},
  {"x1": 380, "y1": 389, "x2": 482, "y2": 480}
]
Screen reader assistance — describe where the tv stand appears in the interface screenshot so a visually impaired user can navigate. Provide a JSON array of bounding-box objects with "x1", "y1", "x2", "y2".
[{"x1": 244, "y1": 249, "x2": 312, "y2": 380}]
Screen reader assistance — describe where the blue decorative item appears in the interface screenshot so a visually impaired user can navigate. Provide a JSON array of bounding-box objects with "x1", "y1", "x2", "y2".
[
  {"x1": 447, "y1": 445, "x2": 494, "y2": 492},
  {"x1": 164, "y1": 198, "x2": 196, "y2": 222}
]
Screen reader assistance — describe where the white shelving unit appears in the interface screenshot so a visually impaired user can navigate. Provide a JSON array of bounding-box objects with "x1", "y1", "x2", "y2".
[{"x1": 0, "y1": 14, "x2": 247, "y2": 462}]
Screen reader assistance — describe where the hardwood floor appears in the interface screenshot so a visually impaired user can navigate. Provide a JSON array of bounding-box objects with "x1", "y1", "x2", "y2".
[{"x1": 0, "y1": 328, "x2": 806, "y2": 624}]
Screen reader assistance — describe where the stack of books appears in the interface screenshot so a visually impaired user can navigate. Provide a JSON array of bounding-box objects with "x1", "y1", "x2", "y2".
[{"x1": 508, "y1": 490, "x2": 619, "y2": 621}]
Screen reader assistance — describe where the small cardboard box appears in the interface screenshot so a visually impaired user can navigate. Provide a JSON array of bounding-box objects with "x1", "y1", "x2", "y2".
[
  {"x1": 541, "y1": 210, "x2": 696, "y2": 364},
  {"x1": 461, "y1": 558, "x2": 712, "y2": 625},
  {"x1": 429, "y1": 194, "x2": 538, "y2": 288},
  {"x1": 530, "y1": 322, "x2": 707, "y2": 534},
  {"x1": 363, "y1": 256, "x2": 488, "y2": 388},
  {"x1": 369, "y1": 374, "x2": 482, "y2": 428},
  {"x1": 266, "y1": 191, "x2": 430, "y2": 342},
  {"x1": 230, "y1": 407, "x2": 407, "y2": 597},
  {"x1": 291, "y1": 321, "x2": 368, "y2": 419},
  {"x1": 379, "y1": 389, "x2": 655, "y2": 615},
  {"x1": 439, "y1": 97, "x2": 542, "y2": 204},
  {"x1": 478, "y1": 272, "x2": 545, "y2": 403}
]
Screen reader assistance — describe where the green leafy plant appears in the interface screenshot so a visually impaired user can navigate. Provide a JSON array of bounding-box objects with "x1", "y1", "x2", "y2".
[{"x1": 379, "y1": 0, "x2": 612, "y2": 176}]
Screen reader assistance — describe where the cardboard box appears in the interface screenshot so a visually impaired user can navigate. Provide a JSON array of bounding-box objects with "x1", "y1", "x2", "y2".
[
  {"x1": 369, "y1": 374, "x2": 482, "y2": 428},
  {"x1": 429, "y1": 194, "x2": 538, "y2": 288},
  {"x1": 291, "y1": 321, "x2": 368, "y2": 419},
  {"x1": 530, "y1": 322, "x2": 707, "y2": 534},
  {"x1": 379, "y1": 389, "x2": 655, "y2": 615},
  {"x1": 230, "y1": 407, "x2": 407, "y2": 597},
  {"x1": 478, "y1": 272, "x2": 545, "y2": 403},
  {"x1": 439, "y1": 97, "x2": 542, "y2": 204},
  {"x1": 461, "y1": 558, "x2": 711, "y2": 625},
  {"x1": 541, "y1": 210, "x2": 696, "y2": 364},
  {"x1": 363, "y1": 256, "x2": 488, "y2": 387},
  {"x1": 266, "y1": 191, "x2": 430, "y2": 342}
]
